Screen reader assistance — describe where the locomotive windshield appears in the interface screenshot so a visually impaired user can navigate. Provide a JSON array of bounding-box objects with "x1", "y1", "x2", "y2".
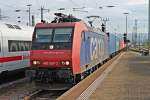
[
  {"x1": 36, "y1": 28, "x2": 53, "y2": 43},
  {"x1": 53, "y1": 28, "x2": 72, "y2": 42},
  {"x1": 32, "y1": 27, "x2": 73, "y2": 50},
  {"x1": 34, "y1": 28, "x2": 72, "y2": 43}
]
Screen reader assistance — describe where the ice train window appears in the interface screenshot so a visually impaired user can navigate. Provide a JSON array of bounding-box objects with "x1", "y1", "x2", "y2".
[
  {"x1": 8, "y1": 40, "x2": 31, "y2": 52},
  {"x1": 10, "y1": 44, "x2": 18, "y2": 52}
]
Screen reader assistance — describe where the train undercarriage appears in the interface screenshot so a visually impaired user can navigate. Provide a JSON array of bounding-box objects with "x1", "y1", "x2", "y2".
[
  {"x1": 26, "y1": 68, "x2": 77, "y2": 90},
  {"x1": 26, "y1": 62, "x2": 103, "y2": 90}
]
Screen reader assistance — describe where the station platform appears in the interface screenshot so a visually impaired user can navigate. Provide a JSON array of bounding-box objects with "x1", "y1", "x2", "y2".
[{"x1": 89, "y1": 51, "x2": 150, "y2": 100}]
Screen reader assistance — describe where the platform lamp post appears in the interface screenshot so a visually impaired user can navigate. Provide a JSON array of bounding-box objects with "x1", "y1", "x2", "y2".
[
  {"x1": 123, "y1": 12, "x2": 129, "y2": 50},
  {"x1": 148, "y1": 0, "x2": 150, "y2": 53},
  {"x1": 123, "y1": 13, "x2": 129, "y2": 35},
  {"x1": 26, "y1": 4, "x2": 32, "y2": 26}
]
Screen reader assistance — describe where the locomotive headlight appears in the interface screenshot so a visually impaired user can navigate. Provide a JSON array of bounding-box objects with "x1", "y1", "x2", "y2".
[
  {"x1": 61, "y1": 61, "x2": 70, "y2": 66},
  {"x1": 49, "y1": 45, "x2": 54, "y2": 49},
  {"x1": 33, "y1": 61, "x2": 37, "y2": 65},
  {"x1": 61, "y1": 61, "x2": 65, "y2": 65},
  {"x1": 32, "y1": 61, "x2": 40, "y2": 65},
  {"x1": 65, "y1": 61, "x2": 70, "y2": 65}
]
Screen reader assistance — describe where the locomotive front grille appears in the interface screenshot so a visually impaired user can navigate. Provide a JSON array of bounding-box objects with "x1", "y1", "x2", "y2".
[{"x1": 33, "y1": 68, "x2": 73, "y2": 84}]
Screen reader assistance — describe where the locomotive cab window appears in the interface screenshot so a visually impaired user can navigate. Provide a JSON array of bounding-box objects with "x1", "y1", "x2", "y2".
[
  {"x1": 53, "y1": 28, "x2": 72, "y2": 42},
  {"x1": 32, "y1": 27, "x2": 73, "y2": 50},
  {"x1": 81, "y1": 32, "x2": 86, "y2": 42},
  {"x1": 35, "y1": 28, "x2": 53, "y2": 43},
  {"x1": 34, "y1": 28, "x2": 73, "y2": 43}
]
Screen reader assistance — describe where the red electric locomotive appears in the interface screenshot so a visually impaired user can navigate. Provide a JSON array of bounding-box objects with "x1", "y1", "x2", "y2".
[{"x1": 26, "y1": 13, "x2": 109, "y2": 89}]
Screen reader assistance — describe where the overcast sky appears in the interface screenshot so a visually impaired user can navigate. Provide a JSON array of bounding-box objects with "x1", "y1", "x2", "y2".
[{"x1": 0, "y1": 0, "x2": 148, "y2": 33}]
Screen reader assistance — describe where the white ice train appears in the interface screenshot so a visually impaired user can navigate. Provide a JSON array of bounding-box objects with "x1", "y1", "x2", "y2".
[{"x1": 0, "y1": 21, "x2": 33, "y2": 77}]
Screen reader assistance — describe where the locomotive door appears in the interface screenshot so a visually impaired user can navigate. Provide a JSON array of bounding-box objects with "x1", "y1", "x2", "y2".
[{"x1": 80, "y1": 32, "x2": 90, "y2": 66}]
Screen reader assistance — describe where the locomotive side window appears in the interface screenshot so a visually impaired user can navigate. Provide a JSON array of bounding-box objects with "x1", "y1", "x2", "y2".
[
  {"x1": 81, "y1": 32, "x2": 85, "y2": 41},
  {"x1": 53, "y1": 28, "x2": 72, "y2": 42},
  {"x1": 36, "y1": 28, "x2": 53, "y2": 43},
  {"x1": 8, "y1": 40, "x2": 31, "y2": 52}
]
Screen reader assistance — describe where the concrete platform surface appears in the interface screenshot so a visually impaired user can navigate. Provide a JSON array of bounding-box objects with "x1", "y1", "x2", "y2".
[{"x1": 89, "y1": 51, "x2": 150, "y2": 100}]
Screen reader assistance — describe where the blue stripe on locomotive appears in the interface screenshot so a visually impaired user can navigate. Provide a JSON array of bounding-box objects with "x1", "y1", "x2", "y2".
[
  {"x1": 109, "y1": 33, "x2": 120, "y2": 54},
  {"x1": 80, "y1": 31, "x2": 107, "y2": 67},
  {"x1": 109, "y1": 33, "x2": 117, "y2": 54},
  {"x1": 80, "y1": 32, "x2": 91, "y2": 66}
]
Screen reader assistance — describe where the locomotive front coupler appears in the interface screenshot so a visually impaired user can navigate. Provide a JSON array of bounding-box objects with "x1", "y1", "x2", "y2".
[{"x1": 25, "y1": 68, "x2": 36, "y2": 82}]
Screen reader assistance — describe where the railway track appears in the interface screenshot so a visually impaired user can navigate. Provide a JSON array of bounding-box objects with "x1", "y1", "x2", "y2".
[
  {"x1": 0, "y1": 71, "x2": 25, "y2": 85},
  {"x1": 0, "y1": 78, "x2": 67, "y2": 100},
  {"x1": 0, "y1": 79, "x2": 36, "y2": 100},
  {"x1": 24, "y1": 89, "x2": 67, "y2": 100},
  {"x1": 0, "y1": 78, "x2": 28, "y2": 90}
]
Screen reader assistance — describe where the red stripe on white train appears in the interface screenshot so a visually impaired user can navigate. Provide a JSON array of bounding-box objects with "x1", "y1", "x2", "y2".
[{"x1": 0, "y1": 55, "x2": 29, "y2": 63}]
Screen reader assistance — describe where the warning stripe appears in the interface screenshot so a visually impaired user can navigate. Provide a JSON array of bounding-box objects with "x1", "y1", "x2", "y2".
[{"x1": 0, "y1": 56, "x2": 22, "y2": 63}]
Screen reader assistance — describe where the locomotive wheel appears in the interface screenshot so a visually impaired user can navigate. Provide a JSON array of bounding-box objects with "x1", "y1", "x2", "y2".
[
  {"x1": 0, "y1": 71, "x2": 8, "y2": 78},
  {"x1": 74, "y1": 74, "x2": 81, "y2": 84},
  {"x1": 0, "y1": 71, "x2": 8, "y2": 83}
]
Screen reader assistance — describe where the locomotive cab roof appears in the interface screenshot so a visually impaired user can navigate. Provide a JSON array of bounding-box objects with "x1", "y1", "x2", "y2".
[{"x1": 35, "y1": 13, "x2": 105, "y2": 35}]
